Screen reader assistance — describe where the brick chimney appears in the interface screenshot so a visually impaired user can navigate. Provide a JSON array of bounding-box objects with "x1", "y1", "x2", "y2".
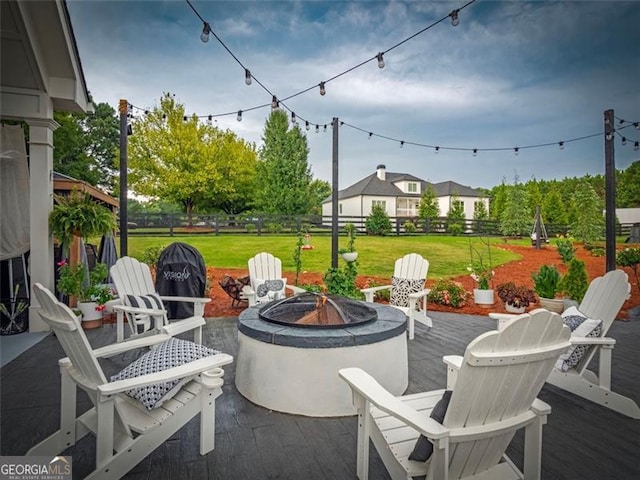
[{"x1": 376, "y1": 164, "x2": 386, "y2": 181}]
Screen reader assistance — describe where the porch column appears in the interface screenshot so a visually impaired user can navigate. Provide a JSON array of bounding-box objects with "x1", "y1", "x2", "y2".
[{"x1": 26, "y1": 117, "x2": 59, "y2": 331}]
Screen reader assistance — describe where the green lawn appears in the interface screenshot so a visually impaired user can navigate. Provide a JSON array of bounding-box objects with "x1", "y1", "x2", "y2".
[{"x1": 124, "y1": 235, "x2": 528, "y2": 279}]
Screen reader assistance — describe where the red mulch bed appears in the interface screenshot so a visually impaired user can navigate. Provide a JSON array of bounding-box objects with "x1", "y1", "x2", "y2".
[{"x1": 204, "y1": 244, "x2": 639, "y2": 320}]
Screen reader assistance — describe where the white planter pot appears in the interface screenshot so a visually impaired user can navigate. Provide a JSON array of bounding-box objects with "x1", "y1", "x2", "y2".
[
  {"x1": 473, "y1": 288, "x2": 494, "y2": 306},
  {"x1": 77, "y1": 301, "x2": 103, "y2": 321},
  {"x1": 505, "y1": 302, "x2": 526, "y2": 314},
  {"x1": 539, "y1": 297, "x2": 564, "y2": 313},
  {"x1": 341, "y1": 252, "x2": 358, "y2": 262}
]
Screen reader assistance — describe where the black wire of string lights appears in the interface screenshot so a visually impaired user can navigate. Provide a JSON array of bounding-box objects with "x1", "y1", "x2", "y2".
[
  {"x1": 612, "y1": 118, "x2": 640, "y2": 151},
  {"x1": 183, "y1": 0, "x2": 476, "y2": 126}
]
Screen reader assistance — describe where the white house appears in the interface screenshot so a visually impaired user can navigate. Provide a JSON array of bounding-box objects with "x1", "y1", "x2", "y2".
[
  {"x1": 1, "y1": 0, "x2": 93, "y2": 331},
  {"x1": 322, "y1": 165, "x2": 489, "y2": 221}
]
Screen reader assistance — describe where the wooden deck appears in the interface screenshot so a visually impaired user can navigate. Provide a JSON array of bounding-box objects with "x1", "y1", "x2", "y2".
[{"x1": 1, "y1": 312, "x2": 639, "y2": 479}]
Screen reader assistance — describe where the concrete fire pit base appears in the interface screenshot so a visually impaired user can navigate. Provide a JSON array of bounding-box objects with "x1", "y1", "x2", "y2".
[{"x1": 235, "y1": 302, "x2": 408, "y2": 417}]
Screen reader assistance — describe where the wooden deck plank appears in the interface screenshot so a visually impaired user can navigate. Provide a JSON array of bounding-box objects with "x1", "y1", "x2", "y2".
[{"x1": 1, "y1": 312, "x2": 639, "y2": 479}]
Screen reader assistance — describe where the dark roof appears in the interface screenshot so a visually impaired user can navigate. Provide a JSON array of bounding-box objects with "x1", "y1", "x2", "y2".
[{"x1": 324, "y1": 171, "x2": 484, "y2": 203}]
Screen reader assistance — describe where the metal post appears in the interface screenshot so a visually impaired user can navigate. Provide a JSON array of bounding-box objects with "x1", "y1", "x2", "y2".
[
  {"x1": 331, "y1": 117, "x2": 339, "y2": 268},
  {"x1": 118, "y1": 99, "x2": 128, "y2": 256},
  {"x1": 534, "y1": 206, "x2": 541, "y2": 250},
  {"x1": 604, "y1": 109, "x2": 616, "y2": 272}
]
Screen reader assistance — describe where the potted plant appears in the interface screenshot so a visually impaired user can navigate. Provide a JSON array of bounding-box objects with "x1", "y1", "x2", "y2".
[
  {"x1": 496, "y1": 282, "x2": 537, "y2": 313},
  {"x1": 468, "y1": 237, "x2": 494, "y2": 306},
  {"x1": 531, "y1": 264, "x2": 563, "y2": 313},
  {"x1": 559, "y1": 259, "x2": 589, "y2": 304},
  {"x1": 339, "y1": 222, "x2": 358, "y2": 262},
  {"x1": 49, "y1": 190, "x2": 117, "y2": 254},
  {"x1": 57, "y1": 261, "x2": 114, "y2": 328}
]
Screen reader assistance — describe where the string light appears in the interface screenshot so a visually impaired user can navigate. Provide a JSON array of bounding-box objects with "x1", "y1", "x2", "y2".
[
  {"x1": 635, "y1": 123, "x2": 640, "y2": 130},
  {"x1": 400, "y1": 140, "x2": 404, "y2": 148},
  {"x1": 514, "y1": 147, "x2": 519, "y2": 155},
  {"x1": 291, "y1": 111, "x2": 296, "y2": 124},
  {"x1": 245, "y1": 68, "x2": 252, "y2": 86},
  {"x1": 377, "y1": 52, "x2": 385, "y2": 69},
  {"x1": 305, "y1": 121, "x2": 310, "y2": 131},
  {"x1": 635, "y1": 141, "x2": 640, "y2": 151},
  {"x1": 237, "y1": 110, "x2": 242, "y2": 122},
  {"x1": 315, "y1": 125, "x2": 319, "y2": 133},
  {"x1": 622, "y1": 137, "x2": 627, "y2": 145},
  {"x1": 472, "y1": 148, "x2": 478, "y2": 157},
  {"x1": 319, "y1": 81, "x2": 326, "y2": 96},
  {"x1": 183, "y1": 115, "x2": 187, "y2": 122},
  {"x1": 450, "y1": 9, "x2": 460, "y2": 26},
  {"x1": 435, "y1": 146, "x2": 440, "y2": 154},
  {"x1": 605, "y1": 132, "x2": 613, "y2": 141},
  {"x1": 200, "y1": 22, "x2": 211, "y2": 43},
  {"x1": 368, "y1": 132, "x2": 373, "y2": 139},
  {"x1": 558, "y1": 141, "x2": 564, "y2": 150},
  {"x1": 323, "y1": 124, "x2": 327, "y2": 132},
  {"x1": 271, "y1": 96, "x2": 279, "y2": 110}
]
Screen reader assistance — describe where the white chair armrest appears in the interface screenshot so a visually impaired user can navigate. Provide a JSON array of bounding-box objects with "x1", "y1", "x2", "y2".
[
  {"x1": 339, "y1": 367, "x2": 449, "y2": 440},
  {"x1": 98, "y1": 353, "x2": 233, "y2": 396},
  {"x1": 360, "y1": 285, "x2": 392, "y2": 303},
  {"x1": 113, "y1": 304, "x2": 165, "y2": 317},
  {"x1": 443, "y1": 355, "x2": 463, "y2": 389},
  {"x1": 162, "y1": 317, "x2": 206, "y2": 337},
  {"x1": 408, "y1": 288, "x2": 430, "y2": 299},
  {"x1": 570, "y1": 336, "x2": 616, "y2": 346},
  {"x1": 159, "y1": 295, "x2": 211, "y2": 304},
  {"x1": 93, "y1": 334, "x2": 172, "y2": 358}
]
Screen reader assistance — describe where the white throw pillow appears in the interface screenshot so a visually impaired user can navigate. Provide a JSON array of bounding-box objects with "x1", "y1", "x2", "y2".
[
  {"x1": 110, "y1": 337, "x2": 221, "y2": 410},
  {"x1": 254, "y1": 278, "x2": 287, "y2": 303},
  {"x1": 556, "y1": 307, "x2": 602, "y2": 372}
]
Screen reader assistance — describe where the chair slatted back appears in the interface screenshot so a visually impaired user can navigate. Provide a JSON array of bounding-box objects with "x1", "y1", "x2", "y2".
[
  {"x1": 573, "y1": 269, "x2": 630, "y2": 373},
  {"x1": 111, "y1": 256, "x2": 157, "y2": 299},
  {"x1": 248, "y1": 252, "x2": 282, "y2": 291},
  {"x1": 33, "y1": 283, "x2": 108, "y2": 390},
  {"x1": 393, "y1": 253, "x2": 429, "y2": 281},
  {"x1": 443, "y1": 309, "x2": 571, "y2": 479}
]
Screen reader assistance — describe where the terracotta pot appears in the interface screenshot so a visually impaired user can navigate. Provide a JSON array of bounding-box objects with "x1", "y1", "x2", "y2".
[{"x1": 77, "y1": 301, "x2": 103, "y2": 329}]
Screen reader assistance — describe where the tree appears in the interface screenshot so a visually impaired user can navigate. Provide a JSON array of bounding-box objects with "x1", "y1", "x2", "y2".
[
  {"x1": 617, "y1": 160, "x2": 640, "y2": 208},
  {"x1": 446, "y1": 193, "x2": 465, "y2": 235},
  {"x1": 418, "y1": 184, "x2": 440, "y2": 231},
  {"x1": 308, "y1": 179, "x2": 331, "y2": 215},
  {"x1": 366, "y1": 204, "x2": 392, "y2": 236},
  {"x1": 473, "y1": 198, "x2": 489, "y2": 220},
  {"x1": 489, "y1": 179, "x2": 508, "y2": 221},
  {"x1": 127, "y1": 93, "x2": 257, "y2": 223},
  {"x1": 569, "y1": 179, "x2": 605, "y2": 242},
  {"x1": 500, "y1": 175, "x2": 531, "y2": 236},
  {"x1": 525, "y1": 179, "x2": 543, "y2": 216},
  {"x1": 53, "y1": 102, "x2": 119, "y2": 190},
  {"x1": 542, "y1": 186, "x2": 568, "y2": 226},
  {"x1": 254, "y1": 110, "x2": 312, "y2": 214}
]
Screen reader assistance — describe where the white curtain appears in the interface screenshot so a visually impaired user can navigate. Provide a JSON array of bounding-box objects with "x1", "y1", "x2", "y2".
[{"x1": 0, "y1": 124, "x2": 30, "y2": 260}]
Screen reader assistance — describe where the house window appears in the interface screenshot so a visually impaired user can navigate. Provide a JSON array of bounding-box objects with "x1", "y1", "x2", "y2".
[
  {"x1": 372, "y1": 200, "x2": 386, "y2": 209},
  {"x1": 339, "y1": 203, "x2": 342, "y2": 214},
  {"x1": 407, "y1": 182, "x2": 417, "y2": 193}
]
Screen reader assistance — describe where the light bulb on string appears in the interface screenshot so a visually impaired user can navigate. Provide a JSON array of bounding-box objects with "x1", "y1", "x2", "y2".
[
  {"x1": 319, "y1": 81, "x2": 326, "y2": 96},
  {"x1": 162, "y1": 113, "x2": 167, "y2": 120},
  {"x1": 514, "y1": 147, "x2": 519, "y2": 156},
  {"x1": 245, "y1": 69, "x2": 252, "y2": 85},
  {"x1": 207, "y1": 115, "x2": 213, "y2": 125},
  {"x1": 144, "y1": 110, "x2": 149, "y2": 115},
  {"x1": 605, "y1": 133, "x2": 612, "y2": 141},
  {"x1": 635, "y1": 122, "x2": 640, "y2": 130},
  {"x1": 558, "y1": 141, "x2": 564, "y2": 150},
  {"x1": 435, "y1": 146, "x2": 439, "y2": 154},
  {"x1": 200, "y1": 22, "x2": 211, "y2": 42},
  {"x1": 237, "y1": 110, "x2": 242, "y2": 122},
  {"x1": 377, "y1": 52, "x2": 385, "y2": 69},
  {"x1": 368, "y1": 132, "x2": 373, "y2": 140},
  {"x1": 622, "y1": 137, "x2": 627, "y2": 145},
  {"x1": 635, "y1": 141, "x2": 640, "y2": 151},
  {"x1": 271, "y1": 96, "x2": 279, "y2": 110},
  {"x1": 315, "y1": 125, "x2": 319, "y2": 133},
  {"x1": 291, "y1": 112, "x2": 296, "y2": 124},
  {"x1": 400, "y1": 140, "x2": 404, "y2": 148},
  {"x1": 305, "y1": 121, "x2": 310, "y2": 131},
  {"x1": 472, "y1": 148, "x2": 478, "y2": 157},
  {"x1": 183, "y1": 116, "x2": 187, "y2": 122},
  {"x1": 450, "y1": 9, "x2": 460, "y2": 26},
  {"x1": 323, "y1": 124, "x2": 327, "y2": 132},
  {"x1": 619, "y1": 119, "x2": 625, "y2": 125}
]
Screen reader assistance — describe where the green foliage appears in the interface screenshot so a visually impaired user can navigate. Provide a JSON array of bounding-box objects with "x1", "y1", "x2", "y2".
[
  {"x1": 128, "y1": 93, "x2": 258, "y2": 221},
  {"x1": 366, "y1": 205, "x2": 392, "y2": 236},
  {"x1": 323, "y1": 262, "x2": 360, "y2": 298},
  {"x1": 49, "y1": 191, "x2": 117, "y2": 252},
  {"x1": 500, "y1": 175, "x2": 531, "y2": 236},
  {"x1": 427, "y1": 279, "x2": 468, "y2": 308},
  {"x1": 418, "y1": 184, "x2": 439, "y2": 228},
  {"x1": 267, "y1": 223, "x2": 283, "y2": 234},
  {"x1": 245, "y1": 223, "x2": 257, "y2": 233},
  {"x1": 555, "y1": 238, "x2": 576, "y2": 263},
  {"x1": 569, "y1": 179, "x2": 604, "y2": 242},
  {"x1": 343, "y1": 222, "x2": 357, "y2": 252},
  {"x1": 559, "y1": 259, "x2": 588, "y2": 303},
  {"x1": 255, "y1": 110, "x2": 312, "y2": 214},
  {"x1": 617, "y1": 247, "x2": 640, "y2": 294},
  {"x1": 57, "y1": 262, "x2": 114, "y2": 304},
  {"x1": 496, "y1": 282, "x2": 537, "y2": 308},
  {"x1": 531, "y1": 264, "x2": 562, "y2": 298},
  {"x1": 446, "y1": 194, "x2": 465, "y2": 234},
  {"x1": 140, "y1": 244, "x2": 166, "y2": 267},
  {"x1": 473, "y1": 199, "x2": 489, "y2": 221},
  {"x1": 542, "y1": 187, "x2": 568, "y2": 225},
  {"x1": 468, "y1": 237, "x2": 493, "y2": 290},
  {"x1": 403, "y1": 220, "x2": 416, "y2": 234},
  {"x1": 308, "y1": 179, "x2": 332, "y2": 215},
  {"x1": 590, "y1": 247, "x2": 605, "y2": 257},
  {"x1": 489, "y1": 180, "x2": 508, "y2": 221},
  {"x1": 54, "y1": 102, "x2": 119, "y2": 191},
  {"x1": 363, "y1": 280, "x2": 391, "y2": 302},
  {"x1": 616, "y1": 160, "x2": 640, "y2": 208}
]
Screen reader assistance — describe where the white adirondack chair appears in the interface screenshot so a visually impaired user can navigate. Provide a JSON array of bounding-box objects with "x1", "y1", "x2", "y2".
[
  {"x1": 243, "y1": 252, "x2": 305, "y2": 306},
  {"x1": 340, "y1": 309, "x2": 571, "y2": 480},
  {"x1": 28, "y1": 283, "x2": 233, "y2": 480},
  {"x1": 490, "y1": 269, "x2": 639, "y2": 419},
  {"x1": 360, "y1": 253, "x2": 431, "y2": 339},
  {"x1": 110, "y1": 256, "x2": 209, "y2": 343}
]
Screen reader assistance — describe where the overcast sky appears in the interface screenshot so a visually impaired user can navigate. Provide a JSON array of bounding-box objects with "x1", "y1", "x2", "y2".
[{"x1": 67, "y1": 0, "x2": 640, "y2": 190}]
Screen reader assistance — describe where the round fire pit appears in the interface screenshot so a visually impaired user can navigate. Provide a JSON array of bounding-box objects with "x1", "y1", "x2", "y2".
[{"x1": 236, "y1": 299, "x2": 408, "y2": 417}]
